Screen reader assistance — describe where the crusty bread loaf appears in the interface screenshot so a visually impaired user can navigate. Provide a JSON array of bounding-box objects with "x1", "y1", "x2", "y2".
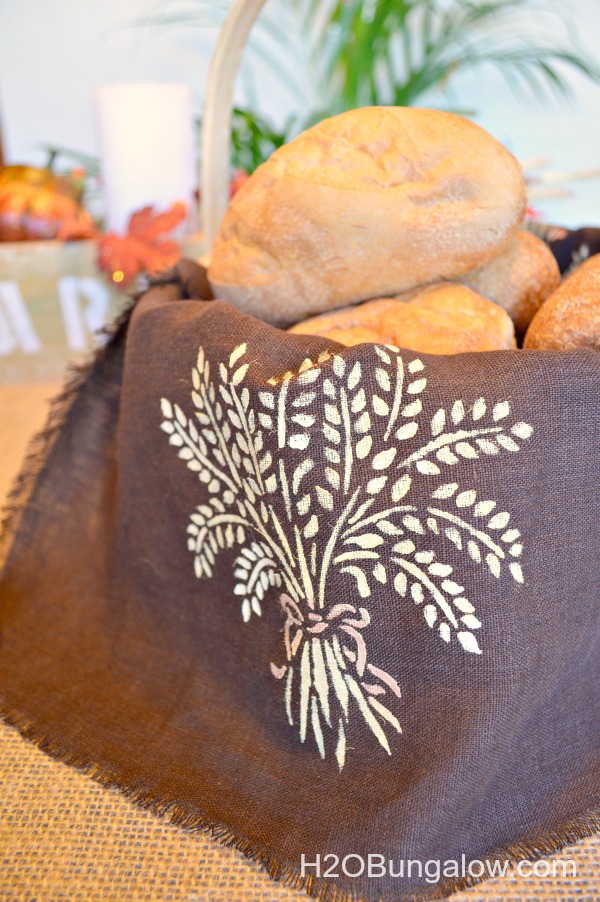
[
  {"x1": 289, "y1": 283, "x2": 516, "y2": 354},
  {"x1": 523, "y1": 254, "x2": 600, "y2": 350},
  {"x1": 461, "y1": 231, "x2": 560, "y2": 341},
  {"x1": 209, "y1": 107, "x2": 526, "y2": 325}
]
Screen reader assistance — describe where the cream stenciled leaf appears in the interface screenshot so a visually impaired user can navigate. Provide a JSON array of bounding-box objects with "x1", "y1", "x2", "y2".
[
  {"x1": 397, "y1": 392, "x2": 533, "y2": 474},
  {"x1": 229, "y1": 343, "x2": 247, "y2": 368},
  {"x1": 233, "y1": 541, "x2": 283, "y2": 622},
  {"x1": 424, "y1": 481, "x2": 525, "y2": 584},
  {"x1": 160, "y1": 342, "x2": 533, "y2": 769},
  {"x1": 431, "y1": 408, "x2": 446, "y2": 436},
  {"x1": 388, "y1": 533, "x2": 485, "y2": 647}
]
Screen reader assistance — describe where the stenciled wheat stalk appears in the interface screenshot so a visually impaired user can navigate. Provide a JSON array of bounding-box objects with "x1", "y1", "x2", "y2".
[{"x1": 160, "y1": 342, "x2": 533, "y2": 769}]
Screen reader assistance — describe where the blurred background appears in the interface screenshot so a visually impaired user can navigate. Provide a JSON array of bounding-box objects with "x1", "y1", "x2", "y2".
[
  {"x1": 2, "y1": 0, "x2": 600, "y2": 223},
  {"x1": 0, "y1": 0, "x2": 599, "y2": 443}
]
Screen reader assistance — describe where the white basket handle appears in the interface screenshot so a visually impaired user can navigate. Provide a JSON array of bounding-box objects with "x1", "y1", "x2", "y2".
[{"x1": 200, "y1": 0, "x2": 269, "y2": 256}]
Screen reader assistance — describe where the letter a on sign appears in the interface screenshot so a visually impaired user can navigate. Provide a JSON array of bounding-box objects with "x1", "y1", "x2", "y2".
[{"x1": 0, "y1": 282, "x2": 42, "y2": 355}]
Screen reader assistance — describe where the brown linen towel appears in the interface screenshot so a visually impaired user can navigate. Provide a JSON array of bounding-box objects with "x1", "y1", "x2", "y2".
[
  {"x1": 0, "y1": 260, "x2": 598, "y2": 902},
  {"x1": 527, "y1": 220, "x2": 600, "y2": 274}
]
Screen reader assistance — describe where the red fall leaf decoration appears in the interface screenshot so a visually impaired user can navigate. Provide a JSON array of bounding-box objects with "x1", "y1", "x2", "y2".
[{"x1": 97, "y1": 201, "x2": 187, "y2": 289}]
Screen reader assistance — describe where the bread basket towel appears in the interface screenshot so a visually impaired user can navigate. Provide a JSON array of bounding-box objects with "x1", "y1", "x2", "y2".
[{"x1": 1, "y1": 3, "x2": 599, "y2": 901}]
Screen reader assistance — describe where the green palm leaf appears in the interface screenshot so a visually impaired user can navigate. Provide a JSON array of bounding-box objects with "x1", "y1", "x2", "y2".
[{"x1": 135, "y1": 0, "x2": 600, "y2": 170}]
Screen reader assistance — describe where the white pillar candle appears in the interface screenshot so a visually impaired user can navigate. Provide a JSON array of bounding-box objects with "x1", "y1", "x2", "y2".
[{"x1": 94, "y1": 83, "x2": 196, "y2": 233}]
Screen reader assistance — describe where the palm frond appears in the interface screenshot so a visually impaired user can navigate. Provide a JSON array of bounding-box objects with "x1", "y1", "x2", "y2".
[
  {"x1": 132, "y1": 0, "x2": 600, "y2": 170},
  {"x1": 320, "y1": 0, "x2": 599, "y2": 112}
]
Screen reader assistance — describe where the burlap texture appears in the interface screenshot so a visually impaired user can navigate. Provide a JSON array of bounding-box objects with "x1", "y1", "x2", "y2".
[
  {"x1": 1, "y1": 723, "x2": 598, "y2": 902},
  {"x1": 3, "y1": 264, "x2": 597, "y2": 898}
]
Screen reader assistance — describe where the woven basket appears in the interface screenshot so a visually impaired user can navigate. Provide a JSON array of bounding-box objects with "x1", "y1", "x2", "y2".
[{"x1": 200, "y1": 0, "x2": 270, "y2": 253}]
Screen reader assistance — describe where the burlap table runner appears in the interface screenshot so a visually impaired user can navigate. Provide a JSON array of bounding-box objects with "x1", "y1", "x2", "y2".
[{"x1": 1, "y1": 723, "x2": 599, "y2": 901}]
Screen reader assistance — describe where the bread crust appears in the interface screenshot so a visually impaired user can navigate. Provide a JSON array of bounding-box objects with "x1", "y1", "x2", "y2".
[
  {"x1": 523, "y1": 254, "x2": 600, "y2": 350},
  {"x1": 289, "y1": 283, "x2": 516, "y2": 355},
  {"x1": 209, "y1": 107, "x2": 526, "y2": 325},
  {"x1": 461, "y1": 232, "x2": 560, "y2": 341}
]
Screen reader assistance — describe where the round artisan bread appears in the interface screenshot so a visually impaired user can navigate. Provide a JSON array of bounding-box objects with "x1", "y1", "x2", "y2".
[
  {"x1": 208, "y1": 107, "x2": 527, "y2": 325},
  {"x1": 289, "y1": 283, "x2": 516, "y2": 355},
  {"x1": 523, "y1": 254, "x2": 600, "y2": 350},
  {"x1": 460, "y1": 231, "x2": 561, "y2": 341}
]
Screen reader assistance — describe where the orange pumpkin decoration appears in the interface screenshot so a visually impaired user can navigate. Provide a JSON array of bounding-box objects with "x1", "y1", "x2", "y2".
[{"x1": 0, "y1": 165, "x2": 97, "y2": 241}]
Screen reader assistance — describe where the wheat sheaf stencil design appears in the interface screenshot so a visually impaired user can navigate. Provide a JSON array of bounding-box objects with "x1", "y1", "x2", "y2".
[{"x1": 160, "y1": 343, "x2": 533, "y2": 770}]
